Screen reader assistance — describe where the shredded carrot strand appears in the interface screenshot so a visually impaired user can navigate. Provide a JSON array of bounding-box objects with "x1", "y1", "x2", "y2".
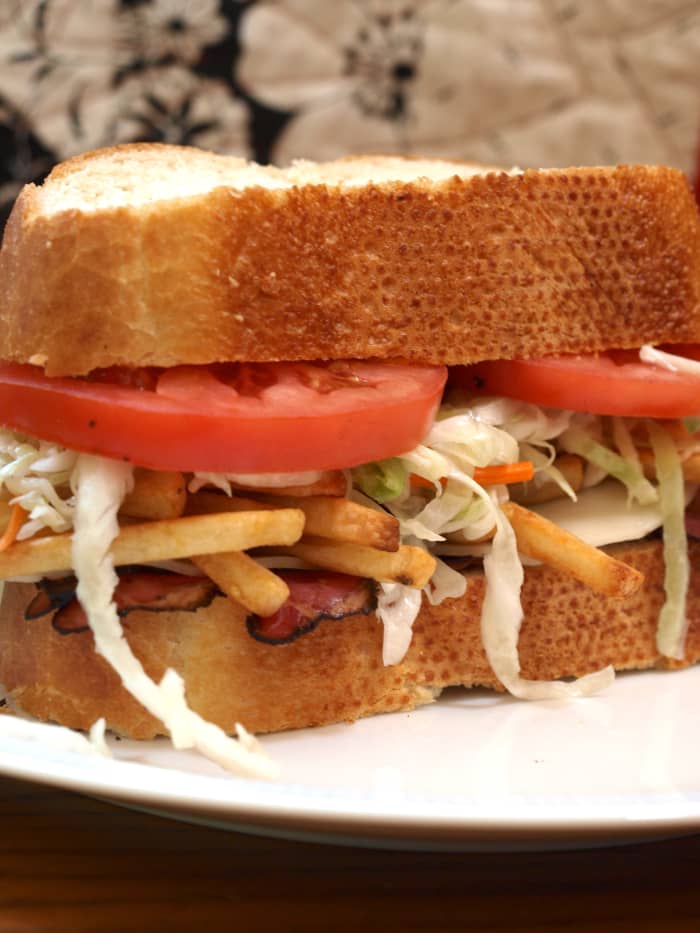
[
  {"x1": 0, "y1": 504, "x2": 27, "y2": 552},
  {"x1": 472, "y1": 461, "x2": 535, "y2": 486},
  {"x1": 410, "y1": 461, "x2": 535, "y2": 491}
]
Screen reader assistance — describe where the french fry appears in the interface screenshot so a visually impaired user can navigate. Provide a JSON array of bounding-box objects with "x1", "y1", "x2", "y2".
[
  {"x1": 0, "y1": 510, "x2": 305, "y2": 580},
  {"x1": 187, "y1": 491, "x2": 268, "y2": 516},
  {"x1": 120, "y1": 469, "x2": 187, "y2": 521},
  {"x1": 231, "y1": 470, "x2": 347, "y2": 497},
  {"x1": 188, "y1": 491, "x2": 400, "y2": 552},
  {"x1": 637, "y1": 449, "x2": 700, "y2": 483},
  {"x1": 272, "y1": 496, "x2": 399, "y2": 552},
  {"x1": 276, "y1": 536, "x2": 435, "y2": 587},
  {"x1": 509, "y1": 455, "x2": 585, "y2": 506},
  {"x1": 192, "y1": 552, "x2": 289, "y2": 617},
  {"x1": 501, "y1": 501, "x2": 643, "y2": 598}
]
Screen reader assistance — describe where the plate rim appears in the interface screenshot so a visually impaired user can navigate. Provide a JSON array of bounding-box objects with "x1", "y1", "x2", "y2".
[
  {"x1": 2, "y1": 663, "x2": 700, "y2": 848},
  {"x1": 1, "y1": 725, "x2": 699, "y2": 847}
]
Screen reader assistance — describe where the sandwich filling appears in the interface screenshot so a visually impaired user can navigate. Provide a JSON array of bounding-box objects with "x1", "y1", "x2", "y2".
[{"x1": 0, "y1": 346, "x2": 699, "y2": 774}]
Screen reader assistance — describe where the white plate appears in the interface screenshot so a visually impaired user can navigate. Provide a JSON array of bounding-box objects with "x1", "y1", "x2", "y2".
[{"x1": 1, "y1": 666, "x2": 699, "y2": 850}]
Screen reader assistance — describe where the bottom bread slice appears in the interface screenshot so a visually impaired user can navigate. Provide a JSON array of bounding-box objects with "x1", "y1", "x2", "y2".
[{"x1": 0, "y1": 538, "x2": 698, "y2": 739}]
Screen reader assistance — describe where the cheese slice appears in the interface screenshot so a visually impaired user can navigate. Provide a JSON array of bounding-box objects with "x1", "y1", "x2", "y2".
[{"x1": 532, "y1": 479, "x2": 675, "y2": 547}]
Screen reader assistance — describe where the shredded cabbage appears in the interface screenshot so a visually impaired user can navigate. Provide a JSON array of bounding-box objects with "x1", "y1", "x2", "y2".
[
  {"x1": 611, "y1": 416, "x2": 643, "y2": 475},
  {"x1": 365, "y1": 419, "x2": 615, "y2": 694},
  {"x1": 519, "y1": 441, "x2": 578, "y2": 502},
  {"x1": 354, "y1": 400, "x2": 635, "y2": 685},
  {"x1": 71, "y1": 454, "x2": 279, "y2": 778},
  {"x1": 355, "y1": 399, "x2": 581, "y2": 547},
  {"x1": 376, "y1": 582, "x2": 423, "y2": 665},
  {"x1": 560, "y1": 422, "x2": 658, "y2": 506},
  {"x1": 425, "y1": 411, "x2": 520, "y2": 468},
  {"x1": 455, "y1": 397, "x2": 572, "y2": 444},
  {"x1": 424, "y1": 556, "x2": 468, "y2": 606},
  {"x1": 375, "y1": 554, "x2": 468, "y2": 665},
  {"x1": 0, "y1": 431, "x2": 77, "y2": 539},
  {"x1": 640, "y1": 344, "x2": 700, "y2": 375},
  {"x1": 463, "y1": 473, "x2": 615, "y2": 699},
  {"x1": 647, "y1": 421, "x2": 689, "y2": 659},
  {"x1": 354, "y1": 401, "x2": 576, "y2": 551},
  {"x1": 189, "y1": 470, "x2": 325, "y2": 495}
]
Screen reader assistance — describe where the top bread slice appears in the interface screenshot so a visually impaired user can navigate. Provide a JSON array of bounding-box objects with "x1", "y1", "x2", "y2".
[{"x1": 1, "y1": 143, "x2": 699, "y2": 377}]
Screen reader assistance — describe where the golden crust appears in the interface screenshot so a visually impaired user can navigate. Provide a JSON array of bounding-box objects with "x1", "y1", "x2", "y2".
[
  {"x1": 0, "y1": 539, "x2": 698, "y2": 738},
  {"x1": 1, "y1": 147, "x2": 699, "y2": 375}
]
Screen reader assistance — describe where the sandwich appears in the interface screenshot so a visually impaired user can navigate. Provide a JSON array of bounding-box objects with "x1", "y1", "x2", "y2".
[{"x1": 0, "y1": 143, "x2": 699, "y2": 776}]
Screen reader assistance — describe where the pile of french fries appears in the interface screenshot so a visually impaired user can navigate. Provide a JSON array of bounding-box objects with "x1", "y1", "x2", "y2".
[
  {"x1": 0, "y1": 469, "x2": 434, "y2": 618},
  {"x1": 2, "y1": 439, "x2": 687, "y2": 617}
]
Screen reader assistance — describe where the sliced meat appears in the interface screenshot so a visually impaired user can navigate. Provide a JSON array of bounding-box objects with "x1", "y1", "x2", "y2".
[
  {"x1": 25, "y1": 567, "x2": 219, "y2": 635},
  {"x1": 25, "y1": 576, "x2": 77, "y2": 620},
  {"x1": 247, "y1": 570, "x2": 376, "y2": 645}
]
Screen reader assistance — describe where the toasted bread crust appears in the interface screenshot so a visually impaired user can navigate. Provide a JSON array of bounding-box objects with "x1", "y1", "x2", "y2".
[
  {"x1": 1, "y1": 147, "x2": 699, "y2": 375},
  {"x1": 1, "y1": 539, "x2": 698, "y2": 738}
]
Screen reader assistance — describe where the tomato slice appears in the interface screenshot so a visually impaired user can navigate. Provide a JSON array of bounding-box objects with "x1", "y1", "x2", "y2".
[
  {"x1": 452, "y1": 346, "x2": 700, "y2": 418},
  {"x1": 0, "y1": 360, "x2": 446, "y2": 472}
]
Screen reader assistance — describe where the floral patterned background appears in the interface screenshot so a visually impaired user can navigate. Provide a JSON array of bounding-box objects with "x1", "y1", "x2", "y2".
[{"x1": 0, "y1": 0, "x2": 699, "y2": 229}]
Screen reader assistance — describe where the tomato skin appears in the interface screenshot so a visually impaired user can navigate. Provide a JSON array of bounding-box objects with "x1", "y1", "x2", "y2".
[
  {"x1": 0, "y1": 361, "x2": 446, "y2": 473},
  {"x1": 453, "y1": 347, "x2": 700, "y2": 418}
]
